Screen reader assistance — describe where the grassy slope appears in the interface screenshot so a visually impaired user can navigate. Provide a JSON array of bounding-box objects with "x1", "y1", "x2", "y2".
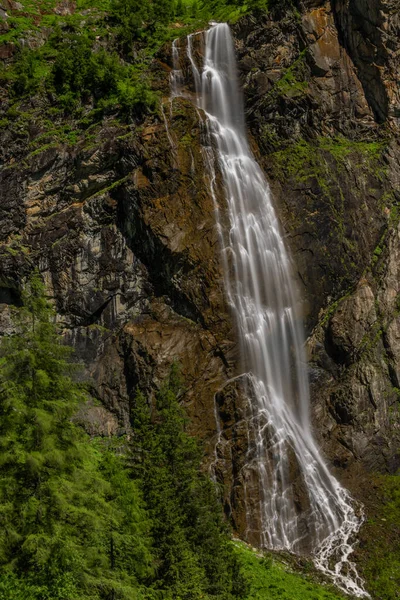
[
  {"x1": 233, "y1": 541, "x2": 348, "y2": 600},
  {"x1": 356, "y1": 475, "x2": 400, "y2": 600}
]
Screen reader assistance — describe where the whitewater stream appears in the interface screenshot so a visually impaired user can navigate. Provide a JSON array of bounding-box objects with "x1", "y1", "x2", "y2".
[{"x1": 169, "y1": 22, "x2": 368, "y2": 598}]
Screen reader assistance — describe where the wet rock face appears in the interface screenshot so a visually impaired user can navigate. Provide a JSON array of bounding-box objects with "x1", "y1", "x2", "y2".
[
  {"x1": 231, "y1": 1, "x2": 400, "y2": 483},
  {"x1": 212, "y1": 375, "x2": 317, "y2": 553},
  {"x1": 327, "y1": 283, "x2": 377, "y2": 365},
  {"x1": 234, "y1": 2, "x2": 400, "y2": 335},
  {"x1": 307, "y1": 228, "x2": 400, "y2": 473},
  {"x1": 331, "y1": 0, "x2": 400, "y2": 123},
  {"x1": 212, "y1": 376, "x2": 253, "y2": 540}
]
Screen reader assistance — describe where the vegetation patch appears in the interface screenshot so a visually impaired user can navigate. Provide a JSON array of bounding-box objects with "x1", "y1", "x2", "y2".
[
  {"x1": 270, "y1": 50, "x2": 309, "y2": 99},
  {"x1": 233, "y1": 541, "x2": 347, "y2": 600},
  {"x1": 269, "y1": 137, "x2": 387, "y2": 184},
  {"x1": 0, "y1": 271, "x2": 247, "y2": 599},
  {"x1": 357, "y1": 474, "x2": 400, "y2": 600}
]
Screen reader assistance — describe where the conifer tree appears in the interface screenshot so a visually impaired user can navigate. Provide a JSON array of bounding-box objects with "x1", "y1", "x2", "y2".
[
  {"x1": 131, "y1": 366, "x2": 246, "y2": 600},
  {"x1": 0, "y1": 271, "x2": 153, "y2": 600}
]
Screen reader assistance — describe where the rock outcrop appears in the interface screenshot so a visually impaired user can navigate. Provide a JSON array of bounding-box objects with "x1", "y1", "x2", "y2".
[
  {"x1": 231, "y1": 0, "x2": 400, "y2": 479},
  {"x1": 1, "y1": 0, "x2": 399, "y2": 561}
]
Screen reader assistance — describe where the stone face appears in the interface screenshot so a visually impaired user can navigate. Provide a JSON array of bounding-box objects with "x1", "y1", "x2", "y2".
[
  {"x1": 1, "y1": 0, "x2": 400, "y2": 542},
  {"x1": 331, "y1": 0, "x2": 400, "y2": 123},
  {"x1": 53, "y1": 1, "x2": 76, "y2": 16},
  {"x1": 0, "y1": 95, "x2": 236, "y2": 467},
  {"x1": 234, "y1": 3, "x2": 400, "y2": 336},
  {"x1": 327, "y1": 283, "x2": 377, "y2": 365},
  {"x1": 231, "y1": 0, "x2": 400, "y2": 486},
  {"x1": 306, "y1": 226, "x2": 400, "y2": 474}
]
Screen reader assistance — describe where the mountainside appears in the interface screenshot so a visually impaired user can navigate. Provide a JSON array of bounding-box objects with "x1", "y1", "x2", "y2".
[{"x1": 0, "y1": 1, "x2": 399, "y2": 598}]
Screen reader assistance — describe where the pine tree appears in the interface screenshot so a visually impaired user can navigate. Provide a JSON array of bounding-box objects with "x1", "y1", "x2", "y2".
[
  {"x1": 0, "y1": 271, "x2": 153, "y2": 600},
  {"x1": 131, "y1": 365, "x2": 246, "y2": 600}
]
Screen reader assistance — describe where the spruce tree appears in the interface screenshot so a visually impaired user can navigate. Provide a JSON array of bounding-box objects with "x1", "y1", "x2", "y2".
[
  {"x1": 0, "y1": 271, "x2": 153, "y2": 600},
  {"x1": 131, "y1": 366, "x2": 246, "y2": 600}
]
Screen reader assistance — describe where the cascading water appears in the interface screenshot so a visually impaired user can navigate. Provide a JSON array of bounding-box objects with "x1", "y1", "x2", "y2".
[{"x1": 168, "y1": 22, "x2": 368, "y2": 598}]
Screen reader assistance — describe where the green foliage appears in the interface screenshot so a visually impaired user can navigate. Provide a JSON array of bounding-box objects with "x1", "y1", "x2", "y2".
[
  {"x1": 110, "y1": 0, "x2": 175, "y2": 51},
  {"x1": 233, "y1": 541, "x2": 347, "y2": 600},
  {"x1": 48, "y1": 30, "x2": 157, "y2": 116},
  {"x1": 199, "y1": 0, "x2": 269, "y2": 21},
  {"x1": 0, "y1": 271, "x2": 153, "y2": 599},
  {"x1": 2, "y1": 6, "x2": 158, "y2": 119},
  {"x1": 7, "y1": 46, "x2": 51, "y2": 96},
  {"x1": 0, "y1": 274, "x2": 249, "y2": 599},
  {"x1": 270, "y1": 137, "x2": 387, "y2": 184},
  {"x1": 1, "y1": 0, "x2": 273, "y2": 128},
  {"x1": 360, "y1": 475, "x2": 400, "y2": 600},
  {"x1": 131, "y1": 366, "x2": 246, "y2": 599}
]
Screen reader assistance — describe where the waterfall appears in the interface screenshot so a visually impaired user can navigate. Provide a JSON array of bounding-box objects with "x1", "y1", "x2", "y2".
[{"x1": 169, "y1": 23, "x2": 368, "y2": 598}]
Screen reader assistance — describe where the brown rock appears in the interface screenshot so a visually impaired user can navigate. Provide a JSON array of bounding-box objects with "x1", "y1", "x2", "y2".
[
  {"x1": 0, "y1": 42, "x2": 15, "y2": 59},
  {"x1": 328, "y1": 283, "x2": 377, "y2": 364},
  {"x1": 54, "y1": 1, "x2": 76, "y2": 16}
]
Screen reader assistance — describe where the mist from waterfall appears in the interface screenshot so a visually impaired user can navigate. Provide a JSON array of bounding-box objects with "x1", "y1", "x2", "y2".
[{"x1": 169, "y1": 22, "x2": 368, "y2": 598}]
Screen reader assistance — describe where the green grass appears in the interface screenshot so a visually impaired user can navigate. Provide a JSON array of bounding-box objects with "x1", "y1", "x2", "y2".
[
  {"x1": 233, "y1": 541, "x2": 347, "y2": 600},
  {"x1": 318, "y1": 137, "x2": 387, "y2": 163},
  {"x1": 0, "y1": 16, "x2": 36, "y2": 43},
  {"x1": 359, "y1": 475, "x2": 400, "y2": 600},
  {"x1": 76, "y1": 0, "x2": 112, "y2": 8}
]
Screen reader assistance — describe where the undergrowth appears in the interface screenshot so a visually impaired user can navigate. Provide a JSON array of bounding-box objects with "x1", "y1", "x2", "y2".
[{"x1": 233, "y1": 541, "x2": 348, "y2": 600}]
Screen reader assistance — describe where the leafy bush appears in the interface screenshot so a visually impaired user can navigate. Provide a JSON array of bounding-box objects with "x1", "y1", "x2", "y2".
[
  {"x1": 4, "y1": 20, "x2": 158, "y2": 119},
  {"x1": 109, "y1": 0, "x2": 175, "y2": 54},
  {"x1": 48, "y1": 31, "x2": 157, "y2": 117}
]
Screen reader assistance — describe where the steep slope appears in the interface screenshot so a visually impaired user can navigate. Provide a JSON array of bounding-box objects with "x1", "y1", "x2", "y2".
[{"x1": 0, "y1": 1, "x2": 399, "y2": 596}]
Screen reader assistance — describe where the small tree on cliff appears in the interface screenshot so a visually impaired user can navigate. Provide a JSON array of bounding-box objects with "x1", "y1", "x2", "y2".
[{"x1": 0, "y1": 271, "x2": 153, "y2": 599}]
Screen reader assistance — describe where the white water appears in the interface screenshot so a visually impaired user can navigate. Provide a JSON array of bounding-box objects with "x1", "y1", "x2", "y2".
[{"x1": 169, "y1": 23, "x2": 368, "y2": 597}]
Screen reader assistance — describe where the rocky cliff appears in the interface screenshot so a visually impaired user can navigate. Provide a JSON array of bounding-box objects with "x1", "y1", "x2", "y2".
[
  {"x1": 0, "y1": 0, "x2": 399, "y2": 586},
  {"x1": 231, "y1": 0, "x2": 400, "y2": 477}
]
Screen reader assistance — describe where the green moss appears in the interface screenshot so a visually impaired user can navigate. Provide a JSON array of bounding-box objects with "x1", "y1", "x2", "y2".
[
  {"x1": 270, "y1": 137, "x2": 387, "y2": 184},
  {"x1": 85, "y1": 175, "x2": 130, "y2": 201},
  {"x1": 272, "y1": 51, "x2": 309, "y2": 98},
  {"x1": 0, "y1": 16, "x2": 36, "y2": 44},
  {"x1": 373, "y1": 245, "x2": 383, "y2": 258},
  {"x1": 318, "y1": 137, "x2": 386, "y2": 162},
  {"x1": 5, "y1": 242, "x2": 29, "y2": 257},
  {"x1": 259, "y1": 125, "x2": 281, "y2": 152},
  {"x1": 369, "y1": 201, "x2": 400, "y2": 273},
  {"x1": 87, "y1": 323, "x2": 111, "y2": 334},
  {"x1": 269, "y1": 135, "x2": 389, "y2": 283},
  {"x1": 27, "y1": 142, "x2": 58, "y2": 158},
  {"x1": 11, "y1": 0, "x2": 58, "y2": 15},
  {"x1": 180, "y1": 132, "x2": 194, "y2": 146},
  {"x1": 4, "y1": 246, "x2": 19, "y2": 257},
  {"x1": 319, "y1": 290, "x2": 352, "y2": 327},
  {"x1": 233, "y1": 541, "x2": 347, "y2": 600},
  {"x1": 116, "y1": 130, "x2": 134, "y2": 141}
]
